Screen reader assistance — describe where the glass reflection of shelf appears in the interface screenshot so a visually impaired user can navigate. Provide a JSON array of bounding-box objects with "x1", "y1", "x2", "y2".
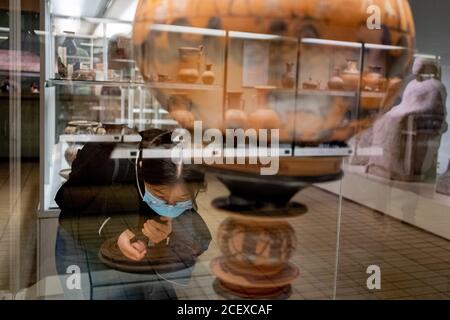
[
  {"x1": 47, "y1": 79, "x2": 223, "y2": 91},
  {"x1": 294, "y1": 146, "x2": 352, "y2": 157},
  {"x1": 297, "y1": 89, "x2": 385, "y2": 99},
  {"x1": 132, "y1": 108, "x2": 169, "y2": 114},
  {"x1": 110, "y1": 119, "x2": 177, "y2": 126},
  {"x1": 152, "y1": 119, "x2": 178, "y2": 126},
  {"x1": 298, "y1": 89, "x2": 357, "y2": 97},
  {"x1": 47, "y1": 79, "x2": 145, "y2": 88},
  {"x1": 270, "y1": 88, "x2": 297, "y2": 94},
  {"x1": 361, "y1": 91, "x2": 386, "y2": 98},
  {"x1": 59, "y1": 134, "x2": 142, "y2": 143},
  {"x1": 0, "y1": 70, "x2": 40, "y2": 78},
  {"x1": 147, "y1": 82, "x2": 223, "y2": 91}
]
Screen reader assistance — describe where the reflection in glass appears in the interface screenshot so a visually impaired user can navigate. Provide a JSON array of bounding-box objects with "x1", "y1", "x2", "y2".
[{"x1": 54, "y1": 129, "x2": 211, "y2": 300}]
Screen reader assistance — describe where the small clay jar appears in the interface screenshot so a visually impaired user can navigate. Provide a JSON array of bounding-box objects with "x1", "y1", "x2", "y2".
[
  {"x1": 302, "y1": 77, "x2": 320, "y2": 90},
  {"x1": 225, "y1": 91, "x2": 248, "y2": 129},
  {"x1": 341, "y1": 59, "x2": 360, "y2": 90},
  {"x1": 248, "y1": 86, "x2": 282, "y2": 131},
  {"x1": 281, "y1": 62, "x2": 295, "y2": 89},
  {"x1": 100, "y1": 123, "x2": 126, "y2": 135},
  {"x1": 201, "y1": 63, "x2": 215, "y2": 85},
  {"x1": 178, "y1": 45, "x2": 204, "y2": 83},
  {"x1": 328, "y1": 68, "x2": 345, "y2": 90}
]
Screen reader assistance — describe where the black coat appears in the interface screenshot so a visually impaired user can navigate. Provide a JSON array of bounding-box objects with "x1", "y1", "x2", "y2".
[{"x1": 55, "y1": 143, "x2": 212, "y2": 272}]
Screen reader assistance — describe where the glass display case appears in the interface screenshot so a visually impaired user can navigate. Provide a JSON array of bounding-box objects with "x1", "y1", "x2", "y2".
[
  {"x1": 41, "y1": 11, "x2": 414, "y2": 214},
  {"x1": 40, "y1": 9, "x2": 165, "y2": 213},
  {"x1": 40, "y1": 7, "x2": 230, "y2": 213},
  {"x1": 22, "y1": 0, "x2": 450, "y2": 303}
]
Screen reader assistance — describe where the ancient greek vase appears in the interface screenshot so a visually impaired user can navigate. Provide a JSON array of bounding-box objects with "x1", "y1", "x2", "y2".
[
  {"x1": 202, "y1": 63, "x2": 215, "y2": 85},
  {"x1": 328, "y1": 67, "x2": 345, "y2": 90},
  {"x1": 341, "y1": 59, "x2": 360, "y2": 90},
  {"x1": 248, "y1": 86, "x2": 282, "y2": 131},
  {"x1": 225, "y1": 91, "x2": 248, "y2": 130}
]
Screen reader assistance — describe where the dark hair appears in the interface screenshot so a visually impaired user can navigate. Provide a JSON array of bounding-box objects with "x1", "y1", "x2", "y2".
[{"x1": 138, "y1": 129, "x2": 206, "y2": 204}]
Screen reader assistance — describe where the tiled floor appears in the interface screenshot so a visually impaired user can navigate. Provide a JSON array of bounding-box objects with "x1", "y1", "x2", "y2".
[
  {"x1": 1, "y1": 162, "x2": 450, "y2": 300},
  {"x1": 0, "y1": 162, "x2": 39, "y2": 291}
]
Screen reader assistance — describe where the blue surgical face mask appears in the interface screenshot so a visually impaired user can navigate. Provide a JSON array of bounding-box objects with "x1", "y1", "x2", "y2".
[{"x1": 143, "y1": 189, "x2": 192, "y2": 218}]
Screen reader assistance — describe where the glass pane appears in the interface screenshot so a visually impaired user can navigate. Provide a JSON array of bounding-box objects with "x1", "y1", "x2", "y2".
[{"x1": 2, "y1": 0, "x2": 450, "y2": 302}]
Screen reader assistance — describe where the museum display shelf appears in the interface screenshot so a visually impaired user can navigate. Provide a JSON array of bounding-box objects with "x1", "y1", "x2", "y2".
[{"x1": 47, "y1": 78, "x2": 223, "y2": 92}]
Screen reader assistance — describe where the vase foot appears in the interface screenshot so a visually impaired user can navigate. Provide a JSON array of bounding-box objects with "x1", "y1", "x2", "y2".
[
  {"x1": 213, "y1": 279, "x2": 292, "y2": 300},
  {"x1": 211, "y1": 257, "x2": 298, "y2": 300}
]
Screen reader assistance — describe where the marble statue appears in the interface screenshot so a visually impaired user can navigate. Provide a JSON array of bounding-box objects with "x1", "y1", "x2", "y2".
[{"x1": 352, "y1": 57, "x2": 448, "y2": 182}]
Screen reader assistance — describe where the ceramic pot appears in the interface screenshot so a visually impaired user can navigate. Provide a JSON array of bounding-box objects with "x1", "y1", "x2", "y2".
[
  {"x1": 281, "y1": 62, "x2": 295, "y2": 89},
  {"x1": 100, "y1": 123, "x2": 134, "y2": 135},
  {"x1": 341, "y1": 59, "x2": 360, "y2": 90},
  {"x1": 178, "y1": 45, "x2": 204, "y2": 83},
  {"x1": 248, "y1": 86, "x2": 282, "y2": 131},
  {"x1": 94, "y1": 127, "x2": 107, "y2": 135},
  {"x1": 328, "y1": 68, "x2": 345, "y2": 90},
  {"x1": 363, "y1": 66, "x2": 385, "y2": 92},
  {"x1": 202, "y1": 63, "x2": 215, "y2": 85},
  {"x1": 225, "y1": 91, "x2": 248, "y2": 129},
  {"x1": 302, "y1": 77, "x2": 320, "y2": 90},
  {"x1": 217, "y1": 218, "x2": 297, "y2": 276},
  {"x1": 72, "y1": 69, "x2": 96, "y2": 81},
  {"x1": 64, "y1": 120, "x2": 100, "y2": 135}
]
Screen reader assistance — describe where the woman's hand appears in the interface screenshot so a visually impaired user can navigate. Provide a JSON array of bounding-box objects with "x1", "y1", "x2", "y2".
[
  {"x1": 142, "y1": 217, "x2": 172, "y2": 244},
  {"x1": 117, "y1": 229, "x2": 147, "y2": 261}
]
